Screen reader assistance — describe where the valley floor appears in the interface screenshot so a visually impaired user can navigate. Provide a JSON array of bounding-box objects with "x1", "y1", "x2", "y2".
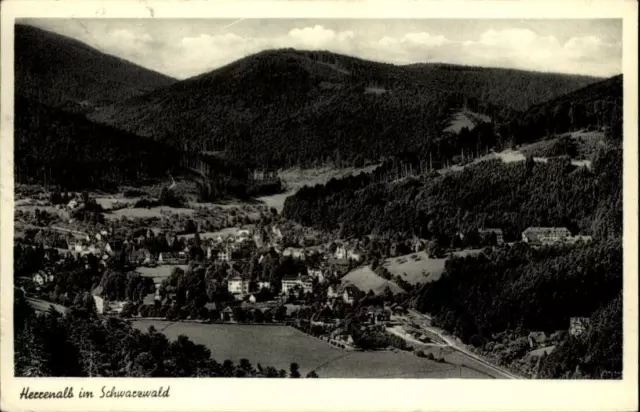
[{"x1": 131, "y1": 319, "x2": 494, "y2": 379}]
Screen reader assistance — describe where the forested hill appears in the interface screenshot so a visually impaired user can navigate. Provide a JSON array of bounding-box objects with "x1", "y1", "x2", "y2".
[
  {"x1": 510, "y1": 75, "x2": 623, "y2": 144},
  {"x1": 283, "y1": 145, "x2": 622, "y2": 244},
  {"x1": 90, "y1": 49, "x2": 600, "y2": 169},
  {"x1": 15, "y1": 24, "x2": 176, "y2": 112},
  {"x1": 14, "y1": 96, "x2": 178, "y2": 190}
]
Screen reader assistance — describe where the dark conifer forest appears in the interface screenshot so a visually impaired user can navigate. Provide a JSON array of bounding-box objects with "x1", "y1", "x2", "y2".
[
  {"x1": 89, "y1": 49, "x2": 602, "y2": 169},
  {"x1": 14, "y1": 96, "x2": 178, "y2": 190},
  {"x1": 283, "y1": 144, "x2": 622, "y2": 244}
]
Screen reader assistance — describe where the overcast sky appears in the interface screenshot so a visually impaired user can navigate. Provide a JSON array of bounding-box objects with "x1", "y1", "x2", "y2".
[{"x1": 21, "y1": 18, "x2": 622, "y2": 79}]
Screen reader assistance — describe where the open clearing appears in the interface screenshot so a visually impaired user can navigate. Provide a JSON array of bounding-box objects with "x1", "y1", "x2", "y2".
[
  {"x1": 383, "y1": 251, "x2": 446, "y2": 285},
  {"x1": 131, "y1": 320, "x2": 493, "y2": 378},
  {"x1": 132, "y1": 320, "x2": 343, "y2": 374},
  {"x1": 443, "y1": 110, "x2": 491, "y2": 134},
  {"x1": 257, "y1": 165, "x2": 380, "y2": 213},
  {"x1": 341, "y1": 266, "x2": 405, "y2": 295},
  {"x1": 136, "y1": 265, "x2": 189, "y2": 283},
  {"x1": 104, "y1": 206, "x2": 195, "y2": 220},
  {"x1": 383, "y1": 249, "x2": 484, "y2": 285}
]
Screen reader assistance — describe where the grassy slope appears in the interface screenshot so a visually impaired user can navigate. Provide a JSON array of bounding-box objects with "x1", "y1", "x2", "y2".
[
  {"x1": 341, "y1": 266, "x2": 406, "y2": 295},
  {"x1": 383, "y1": 251, "x2": 447, "y2": 285},
  {"x1": 131, "y1": 320, "x2": 492, "y2": 378}
]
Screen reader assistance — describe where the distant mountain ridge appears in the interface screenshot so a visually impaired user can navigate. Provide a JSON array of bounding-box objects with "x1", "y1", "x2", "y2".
[
  {"x1": 89, "y1": 48, "x2": 601, "y2": 169},
  {"x1": 14, "y1": 26, "x2": 617, "y2": 189},
  {"x1": 15, "y1": 24, "x2": 176, "y2": 111}
]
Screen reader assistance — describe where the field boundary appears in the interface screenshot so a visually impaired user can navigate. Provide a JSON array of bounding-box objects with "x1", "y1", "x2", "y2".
[{"x1": 126, "y1": 316, "x2": 288, "y2": 327}]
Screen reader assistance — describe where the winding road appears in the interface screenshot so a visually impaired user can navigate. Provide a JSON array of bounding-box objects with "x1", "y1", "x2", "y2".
[{"x1": 405, "y1": 309, "x2": 520, "y2": 379}]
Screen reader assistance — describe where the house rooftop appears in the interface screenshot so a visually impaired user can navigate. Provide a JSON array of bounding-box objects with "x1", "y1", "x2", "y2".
[{"x1": 523, "y1": 227, "x2": 570, "y2": 233}]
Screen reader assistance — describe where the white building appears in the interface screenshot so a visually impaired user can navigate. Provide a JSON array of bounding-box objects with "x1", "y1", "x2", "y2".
[
  {"x1": 228, "y1": 274, "x2": 249, "y2": 295},
  {"x1": 218, "y1": 248, "x2": 231, "y2": 262},
  {"x1": 257, "y1": 280, "x2": 271, "y2": 290},
  {"x1": 522, "y1": 227, "x2": 572, "y2": 245},
  {"x1": 282, "y1": 275, "x2": 313, "y2": 295},
  {"x1": 347, "y1": 250, "x2": 363, "y2": 262}
]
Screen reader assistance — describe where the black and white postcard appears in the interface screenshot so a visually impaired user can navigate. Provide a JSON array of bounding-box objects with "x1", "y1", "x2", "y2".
[{"x1": 1, "y1": 1, "x2": 638, "y2": 411}]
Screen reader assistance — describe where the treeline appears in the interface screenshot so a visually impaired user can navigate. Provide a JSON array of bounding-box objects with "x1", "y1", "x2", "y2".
[
  {"x1": 14, "y1": 96, "x2": 177, "y2": 191},
  {"x1": 509, "y1": 75, "x2": 623, "y2": 145},
  {"x1": 14, "y1": 290, "x2": 316, "y2": 378},
  {"x1": 415, "y1": 240, "x2": 622, "y2": 378},
  {"x1": 92, "y1": 49, "x2": 599, "y2": 169},
  {"x1": 283, "y1": 146, "x2": 622, "y2": 244},
  {"x1": 537, "y1": 293, "x2": 621, "y2": 379}
]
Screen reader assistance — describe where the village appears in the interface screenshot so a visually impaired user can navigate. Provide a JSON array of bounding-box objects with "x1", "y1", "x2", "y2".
[{"x1": 14, "y1": 188, "x2": 596, "y2": 375}]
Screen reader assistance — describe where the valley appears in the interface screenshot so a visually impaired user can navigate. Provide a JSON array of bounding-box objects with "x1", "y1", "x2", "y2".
[{"x1": 12, "y1": 21, "x2": 624, "y2": 381}]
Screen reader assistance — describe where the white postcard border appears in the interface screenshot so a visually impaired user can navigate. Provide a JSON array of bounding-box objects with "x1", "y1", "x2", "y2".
[{"x1": 1, "y1": 1, "x2": 638, "y2": 412}]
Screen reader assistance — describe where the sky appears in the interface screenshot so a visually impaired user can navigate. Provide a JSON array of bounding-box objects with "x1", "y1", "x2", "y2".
[{"x1": 21, "y1": 18, "x2": 622, "y2": 79}]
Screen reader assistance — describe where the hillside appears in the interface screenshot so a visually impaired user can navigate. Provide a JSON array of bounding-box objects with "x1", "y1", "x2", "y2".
[
  {"x1": 90, "y1": 49, "x2": 600, "y2": 169},
  {"x1": 283, "y1": 145, "x2": 622, "y2": 244},
  {"x1": 510, "y1": 75, "x2": 622, "y2": 144},
  {"x1": 15, "y1": 24, "x2": 176, "y2": 111},
  {"x1": 14, "y1": 96, "x2": 178, "y2": 190},
  {"x1": 341, "y1": 266, "x2": 405, "y2": 295}
]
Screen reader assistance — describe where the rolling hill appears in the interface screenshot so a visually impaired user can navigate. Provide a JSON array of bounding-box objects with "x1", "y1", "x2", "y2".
[
  {"x1": 89, "y1": 49, "x2": 601, "y2": 169},
  {"x1": 14, "y1": 96, "x2": 178, "y2": 190},
  {"x1": 510, "y1": 74, "x2": 623, "y2": 144},
  {"x1": 15, "y1": 24, "x2": 176, "y2": 112},
  {"x1": 282, "y1": 75, "x2": 624, "y2": 242}
]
